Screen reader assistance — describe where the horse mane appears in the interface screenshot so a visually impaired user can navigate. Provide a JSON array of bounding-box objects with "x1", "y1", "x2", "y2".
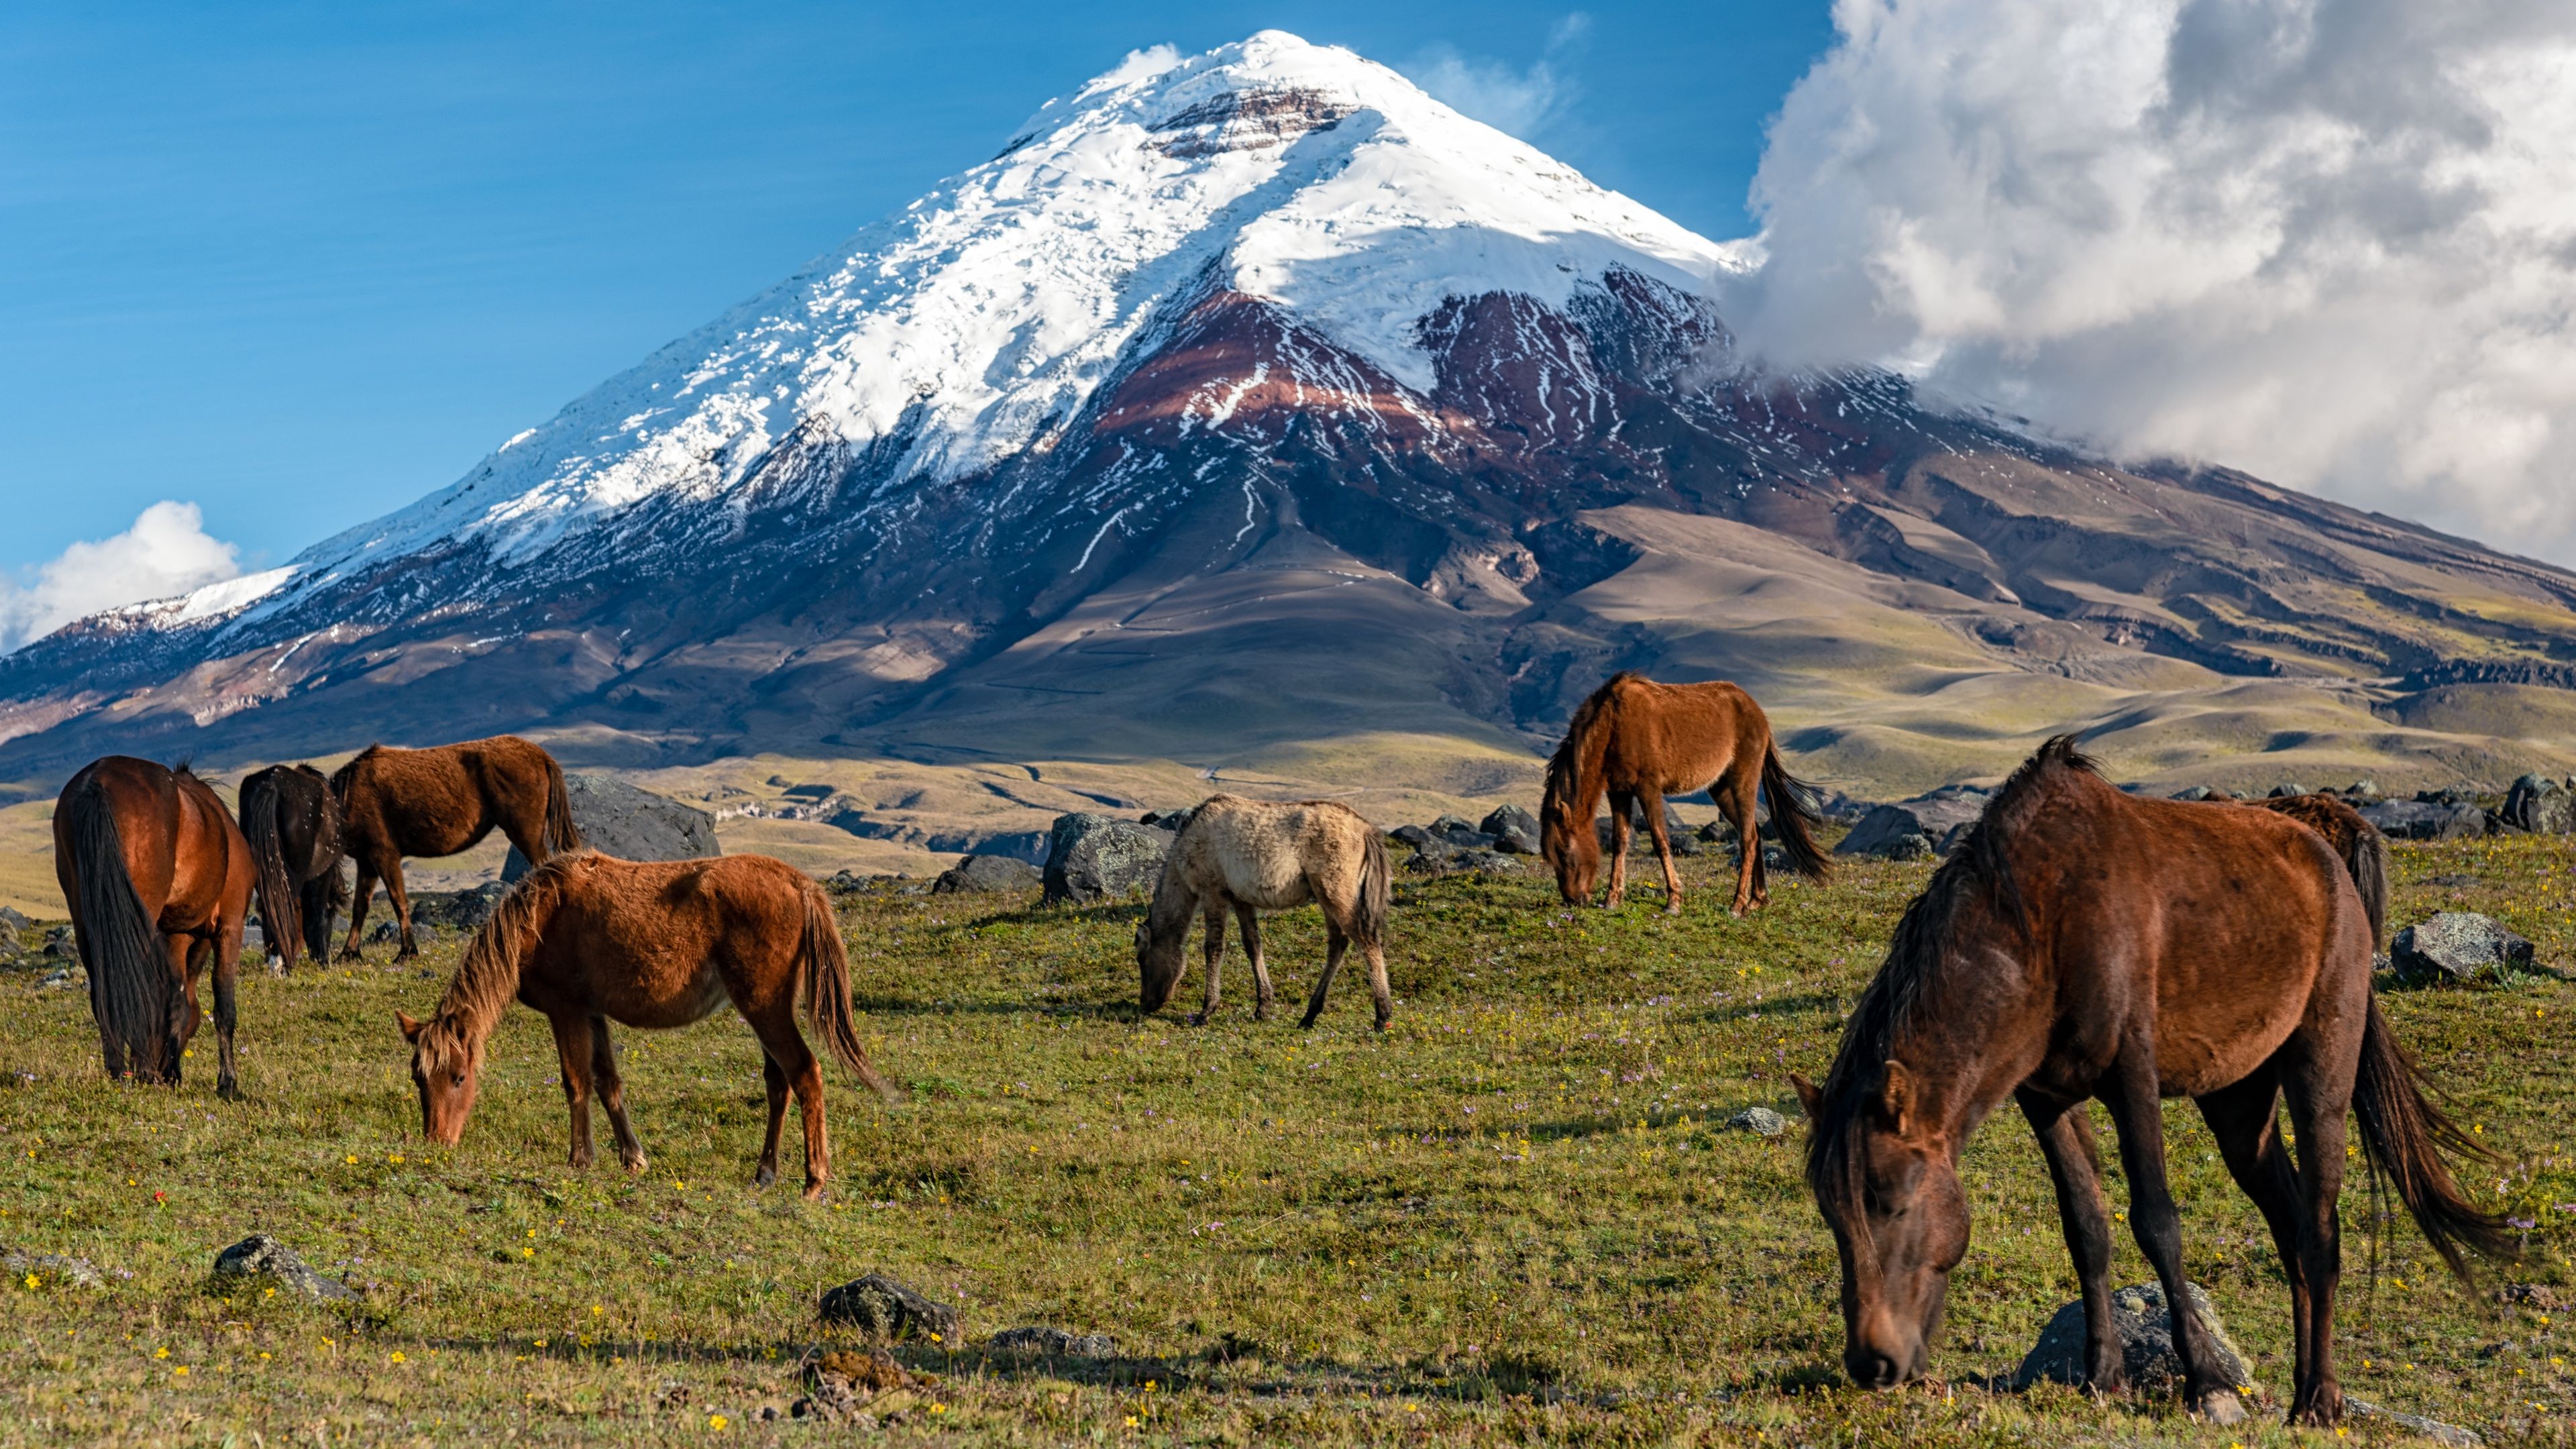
[
  {"x1": 421, "y1": 854, "x2": 578, "y2": 1065},
  {"x1": 1542, "y1": 674, "x2": 1634, "y2": 812},
  {"x1": 1806, "y1": 736, "x2": 2100, "y2": 1222}
]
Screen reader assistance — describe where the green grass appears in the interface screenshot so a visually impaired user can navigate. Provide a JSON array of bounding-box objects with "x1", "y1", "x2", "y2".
[{"x1": 0, "y1": 837, "x2": 2569, "y2": 1446}]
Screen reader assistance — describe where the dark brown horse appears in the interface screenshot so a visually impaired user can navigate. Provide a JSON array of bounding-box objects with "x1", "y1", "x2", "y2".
[
  {"x1": 331, "y1": 735, "x2": 580, "y2": 960},
  {"x1": 51, "y1": 757, "x2": 255, "y2": 1094},
  {"x1": 1794, "y1": 739, "x2": 2509, "y2": 1427},
  {"x1": 1541, "y1": 672, "x2": 1829, "y2": 914},
  {"x1": 238, "y1": 763, "x2": 347, "y2": 973},
  {"x1": 396, "y1": 851, "x2": 899, "y2": 1199},
  {"x1": 2251, "y1": 793, "x2": 2388, "y2": 947}
]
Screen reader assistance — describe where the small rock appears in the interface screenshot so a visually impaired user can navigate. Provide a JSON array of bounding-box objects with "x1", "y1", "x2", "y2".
[
  {"x1": 1880, "y1": 833, "x2": 1935, "y2": 861},
  {"x1": 2012, "y1": 1281, "x2": 2259, "y2": 1399},
  {"x1": 0, "y1": 905, "x2": 28, "y2": 936},
  {"x1": 988, "y1": 1325, "x2": 1120, "y2": 1358},
  {"x1": 1405, "y1": 843, "x2": 1518, "y2": 876},
  {"x1": 2347, "y1": 1399, "x2": 2482, "y2": 1447},
  {"x1": 212, "y1": 1234, "x2": 357, "y2": 1301},
  {"x1": 2358, "y1": 799, "x2": 2487, "y2": 841},
  {"x1": 930, "y1": 855, "x2": 1043, "y2": 896},
  {"x1": 2345, "y1": 778, "x2": 2381, "y2": 800},
  {"x1": 2, "y1": 1243, "x2": 102, "y2": 1288},
  {"x1": 1725, "y1": 1106, "x2": 1787, "y2": 1137},
  {"x1": 1428, "y1": 814, "x2": 1476, "y2": 835},
  {"x1": 44, "y1": 937, "x2": 76, "y2": 961},
  {"x1": 818, "y1": 1273, "x2": 961, "y2": 1342},
  {"x1": 2269, "y1": 783, "x2": 2310, "y2": 799},
  {"x1": 823, "y1": 870, "x2": 870, "y2": 894},
  {"x1": 2498, "y1": 1283, "x2": 2559, "y2": 1309},
  {"x1": 39, "y1": 968, "x2": 76, "y2": 990},
  {"x1": 2392, "y1": 912, "x2": 2534, "y2": 985},
  {"x1": 368, "y1": 922, "x2": 400, "y2": 945},
  {"x1": 2169, "y1": 785, "x2": 2214, "y2": 802},
  {"x1": 1477, "y1": 805, "x2": 1540, "y2": 854}
]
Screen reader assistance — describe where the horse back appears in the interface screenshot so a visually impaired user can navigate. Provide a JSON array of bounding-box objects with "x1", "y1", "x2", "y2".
[
  {"x1": 520, "y1": 853, "x2": 792, "y2": 1028},
  {"x1": 1179, "y1": 796, "x2": 1368, "y2": 908},
  {"x1": 1599, "y1": 677, "x2": 1768, "y2": 794}
]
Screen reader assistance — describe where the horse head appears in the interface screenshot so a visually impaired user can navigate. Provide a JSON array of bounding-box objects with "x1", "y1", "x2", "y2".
[
  {"x1": 1795, "y1": 1063, "x2": 1967, "y2": 1391},
  {"x1": 1539, "y1": 796, "x2": 1598, "y2": 904},
  {"x1": 1134, "y1": 918, "x2": 1186, "y2": 1016},
  {"x1": 398, "y1": 1010, "x2": 485, "y2": 1145}
]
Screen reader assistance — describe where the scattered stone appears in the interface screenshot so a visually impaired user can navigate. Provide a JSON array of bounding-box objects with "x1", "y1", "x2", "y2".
[
  {"x1": 2345, "y1": 778, "x2": 2381, "y2": 800},
  {"x1": 2269, "y1": 783, "x2": 2310, "y2": 799},
  {"x1": 368, "y1": 922, "x2": 400, "y2": 945},
  {"x1": 1835, "y1": 788, "x2": 1990, "y2": 859},
  {"x1": 2358, "y1": 799, "x2": 2487, "y2": 841},
  {"x1": 818, "y1": 1273, "x2": 961, "y2": 1342},
  {"x1": 1040, "y1": 814, "x2": 1172, "y2": 906},
  {"x1": 408, "y1": 881, "x2": 510, "y2": 934},
  {"x1": 212, "y1": 1234, "x2": 357, "y2": 1301},
  {"x1": 823, "y1": 870, "x2": 871, "y2": 894},
  {"x1": 2392, "y1": 912, "x2": 2534, "y2": 985},
  {"x1": 39, "y1": 969, "x2": 76, "y2": 990},
  {"x1": 1429, "y1": 814, "x2": 1476, "y2": 835},
  {"x1": 0, "y1": 904, "x2": 30, "y2": 936},
  {"x1": 2, "y1": 1243, "x2": 101, "y2": 1288},
  {"x1": 2416, "y1": 786, "x2": 2485, "y2": 808},
  {"x1": 1391, "y1": 824, "x2": 1436, "y2": 851},
  {"x1": 1478, "y1": 805, "x2": 1540, "y2": 854},
  {"x1": 931, "y1": 855, "x2": 1043, "y2": 896},
  {"x1": 2012, "y1": 1281, "x2": 2259, "y2": 1401},
  {"x1": 792, "y1": 1346, "x2": 936, "y2": 1422},
  {"x1": 2347, "y1": 1399, "x2": 2483, "y2": 1447},
  {"x1": 2500, "y1": 774, "x2": 2574, "y2": 835},
  {"x1": 987, "y1": 1325, "x2": 1120, "y2": 1358},
  {"x1": 1725, "y1": 1106, "x2": 1787, "y2": 1137},
  {"x1": 45, "y1": 932, "x2": 76, "y2": 960},
  {"x1": 1405, "y1": 842, "x2": 1519, "y2": 875},
  {"x1": 503, "y1": 774, "x2": 722, "y2": 881}
]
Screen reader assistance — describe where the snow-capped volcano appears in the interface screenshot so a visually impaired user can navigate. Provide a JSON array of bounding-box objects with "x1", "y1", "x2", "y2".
[{"x1": 7, "y1": 30, "x2": 2576, "y2": 800}]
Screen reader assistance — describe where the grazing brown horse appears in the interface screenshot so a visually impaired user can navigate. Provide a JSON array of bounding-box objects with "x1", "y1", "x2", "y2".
[
  {"x1": 1135, "y1": 796, "x2": 1395, "y2": 1030},
  {"x1": 396, "y1": 851, "x2": 899, "y2": 1199},
  {"x1": 238, "y1": 763, "x2": 347, "y2": 973},
  {"x1": 332, "y1": 735, "x2": 580, "y2": 961},
  {"x1": 1794, "y1": 739, "x2": 2510, "y2": 1427},
  {"x1": 52, "y1": 757, "x2": 255, "y2": 1094},
  {"x1": 1541, "y1": 672, "x2": 1829, "y2": 914},
  {"x1": 2251, "y1": 793, "x2": 2387, "y2": 947}
]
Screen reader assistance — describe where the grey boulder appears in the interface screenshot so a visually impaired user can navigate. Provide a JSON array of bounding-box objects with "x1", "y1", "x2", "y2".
[
  {"x1": 213, "y1": 1234, "x2": 357, "y2": 1301},
  {"x1": 1478, "y1": 805, "x2": 1541, "y2": 854},
  {"x1": 504, "y1": 774, "x2": 720, "y2": 881},
  {"x1": 2392, "y1": 912, "x2": 2534, "y2": 985},
  {"x1": 819, "y1": 1272, "x2": 961, "y2": 1342},
  {"x1": 1041, "y1": 814, "x2": 1171, "y2": 906},
  {"x1": 2357, "y1": 799, "x2": 2487, "y2": 841},
  {"x1": 932, "y1": 855, "x2": 1042, "y2": 896},
  {"x1": 2012, "y1": 1281, "x2": 2257, "y2": 1399},
  {"x1": 2500, "y1": 774, "x2": 2574, "y2": 835},
  {"x1": 1836, "y1": 788, "x2": 1991, "y2": 859},
  {"x1": 1725, "y1": 1106, "x2": 1787, "y2": 1137}
]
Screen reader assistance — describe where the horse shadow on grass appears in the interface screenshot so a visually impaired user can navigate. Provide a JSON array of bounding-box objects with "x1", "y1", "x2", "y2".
[{"x1": 1684, "y1": 991, "x2": 1841, "y2": 1026}]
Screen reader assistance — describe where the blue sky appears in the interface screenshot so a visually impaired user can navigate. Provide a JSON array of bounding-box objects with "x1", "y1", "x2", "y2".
[{"x1": 0, "y1": 1, "x2": 1833, "y2": 581}]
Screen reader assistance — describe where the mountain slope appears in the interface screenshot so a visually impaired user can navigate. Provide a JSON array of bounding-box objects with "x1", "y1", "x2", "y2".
[{"x1": 6, "y1": 31, "x2": 2576, "y2": 810}]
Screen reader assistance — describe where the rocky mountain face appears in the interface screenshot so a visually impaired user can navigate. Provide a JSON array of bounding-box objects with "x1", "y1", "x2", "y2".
[{"x1": 6, "y1": 32, "x2": 2575, "y2": 804}]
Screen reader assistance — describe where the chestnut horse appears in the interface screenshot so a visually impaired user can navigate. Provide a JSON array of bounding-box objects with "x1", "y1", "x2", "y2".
[
  {"x1": 1540, "y1": 672, "x2": 1829, "y2": 914},
  {"x1": 1795, "y1": 739, "x2": 2508, "y2": 1427},
  {"x1": 397, "y1": 851, "x2": 899, "y2": 1199},
  {"x1": 2251, "y1": 793, "x2": 2387, "y2": 947},
  {"x1": 238, "y1": 763, "x2": 347, "y2": 973},
  {"x1": 1135, "y1": 796, "x2": 1394, "y2": 1030},
  {"x1": 52, "y1": 757, "x2": 254, "y2": 1094},
  {"x1": 332, "y1": 735, "x2": 580, "y2": 960}
]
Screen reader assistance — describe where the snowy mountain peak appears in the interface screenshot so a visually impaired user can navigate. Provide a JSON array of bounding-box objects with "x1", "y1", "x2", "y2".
[{"x1": 161, "y1": 32, "x2": 1748, "y2": 637}]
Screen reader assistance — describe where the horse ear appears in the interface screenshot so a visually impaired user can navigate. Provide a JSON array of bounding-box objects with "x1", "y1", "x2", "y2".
[
  {"x1": 396, "y1": 1010, "x2": 425, "y2": 1042},
  {"x1": 1876, "y1": 1060, "x2": 1917, "y2": 1137},
  {"x1": 1790, "y1": 1073, "x2": 1823, "y2": 1122}
]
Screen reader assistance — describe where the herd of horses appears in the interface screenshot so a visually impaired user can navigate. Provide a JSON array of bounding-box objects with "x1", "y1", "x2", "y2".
[{"x1": 40, "y1": 671, "x2": 2513, "y2": 1428}]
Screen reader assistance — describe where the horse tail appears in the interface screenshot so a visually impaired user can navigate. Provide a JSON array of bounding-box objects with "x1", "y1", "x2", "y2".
[
  {"x1": 539, "y1": 753, "x2": 582, "y2": 857},
  {"x1": 1542, "y1": 676, "x2": 1625, "y2": 898},
  {"x1": 238, "y1": 771, "x2": 303, "y2": 973},
  {"x1": 1758, "y1": 741, "x2": 1833, "y2": 882},
  {"x1": 61, "y1": 774, "x2": 178, "y2": 1081},
  {"x1": 800, "y1": 881, "x2": 902, "y2": 1104},
  {"x1": 2352, "y1": 994, "x2": 2516, "y2": 1280},
  {"x1": 2349, "y1": 824, "x2": 2390, "y2": 951},
  {"x1": 1352, "y1": 827, "x2": 1391, "y2": 947}
]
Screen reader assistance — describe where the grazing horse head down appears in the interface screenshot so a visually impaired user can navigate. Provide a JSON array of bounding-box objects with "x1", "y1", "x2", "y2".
[
  {"x1": 1795, "y1": 1061, "x2": 1970, "y2": 1388},
  {"x1": 398, "y1": 1009, "x2": 484, "y2": 1144}
]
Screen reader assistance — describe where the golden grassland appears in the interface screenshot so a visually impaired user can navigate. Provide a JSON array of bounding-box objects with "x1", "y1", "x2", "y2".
[{"x1": 0, "y1": 833, "x2": 2569, "y2": 1445}]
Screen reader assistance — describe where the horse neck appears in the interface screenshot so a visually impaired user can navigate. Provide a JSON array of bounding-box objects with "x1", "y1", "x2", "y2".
[
  {"x1": 435, "y1": 911, "x2": 538, "y2": 1046},
  {"x1": 1143, "y1": 866, "x2": 1198, "y2": 947}
]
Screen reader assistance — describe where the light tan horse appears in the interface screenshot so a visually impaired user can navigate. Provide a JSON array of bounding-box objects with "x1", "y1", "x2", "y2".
[
  {"x1": 397, "y1": 851, "x2": 898, "y2": 1199},
  {"x1": 1541, "y1": 672, "x2": 1830, "y2": 915},
  {"x1": 1135, "y1": 796, "x2": 1394, "y2": 1030}
]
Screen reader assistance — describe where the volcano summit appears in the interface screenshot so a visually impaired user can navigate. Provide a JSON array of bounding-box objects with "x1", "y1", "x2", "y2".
[{"x1": 7, "y1": 32, "x2": 2576, "y2": 809}]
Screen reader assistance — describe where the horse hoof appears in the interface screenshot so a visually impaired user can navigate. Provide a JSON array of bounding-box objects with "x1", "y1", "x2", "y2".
[
  {"x1": 1662, "y1": 902, "x2": 1682, "y2": 916},
  {"x1": 1187, "y1": 1012, "x2": 1208, "y2": 1026},
  {"x1": 2190, "y1": 1389, "x2": 2247, "y2": 1426},
  {"x1": 753, "y1": 1165, "x2": 776, "y2": 1188},
  {"x1": 624, "y1": 1156, "x2": 649, "y2": 1175},
  {"x1": 218, "y1": 1081, "x2": 241, "y2": 1103},
  {"x1": 800, "y1": 1182, "x2": 826, "y2": 1202}
]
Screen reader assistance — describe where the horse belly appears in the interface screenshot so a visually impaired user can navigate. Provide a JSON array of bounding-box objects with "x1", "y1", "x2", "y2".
[{"x1": 2154, "y1": 946, "x2": 2316, "y2": 1097}]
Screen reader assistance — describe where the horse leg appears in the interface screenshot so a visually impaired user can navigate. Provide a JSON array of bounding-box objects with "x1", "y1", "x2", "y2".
[
  {"x1": 339, "y1": 859, "x2": 378, "y2": 962},
  {"x1": 1731, "y1": 773, "x2": 1767, "y2": 914},
  {"x1": 2198, "y1": 1070, "x2": 2314, "y2": 1408},
  {"x1": 550, "y1": 1014, "x2": 598, "y2": 1170},
  {"x1": 1361, "y1": 937, "x2": 1393, "y2": 1032},
  {"x1": 1299, "y1": 925, "x2": 1347, "y2": 1030},
  {"x1": 1191, "y1": 900, "x2": 1227, "y2": 1026},
  {"x1": 755, "y1": 1053, "x2": 789, "y2": 1188},
  {"x1": 2019, "y1": 1089, "x2": 2125, "y2": 1393},
  {"x1": 1640, "y1": 799, "x2": 1684, "y2": 916},
  {"x1": 2102, "y1": 1046, "x2": 2247, "y2": 1424},
  {"x1": 1602, "y1": 792, "x2": 1633, "y2": 908},
  {"x1": 588, "y1": 1016, "x2": 645, "y2": 1173},
  {"x1": 2274, "y1": 1034, "x2": 2353, "y2": 1426},
  {"x1": 154, "y1": 931, "x2": 197, "y2": 1085},
  {"x1": 745, "y1": 1010, "x2": 831, "y2": 1199},
  {"x1": 384, "y1": 861, "x2": 419, "y2": 961},
  {"x1": 211, "y1": 926, "x2": 242, "y2": 1101},
  {"x1": 1236, "y1": 904, "x2": 1274, "y2": 1022}
]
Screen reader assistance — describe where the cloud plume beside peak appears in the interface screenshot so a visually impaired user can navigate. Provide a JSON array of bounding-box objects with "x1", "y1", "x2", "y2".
[
  {"x1": 1731, "y1": 0, "x2": 2576, "y2": 565},
  {"x1": 1, "y1": 502, "x2": 243, "y2": 654}
]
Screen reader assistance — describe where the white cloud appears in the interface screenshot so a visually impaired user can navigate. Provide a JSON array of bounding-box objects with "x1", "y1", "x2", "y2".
[
  {"x1": 1730, "y1": 0, "x2": 2576, "y2": 565},
  {"x1": 1, "y1": 501, "x2": 242, "y2": 653},
  {"x1": 1404, "y1": 13, "x2": 1592, "y2": 140}
]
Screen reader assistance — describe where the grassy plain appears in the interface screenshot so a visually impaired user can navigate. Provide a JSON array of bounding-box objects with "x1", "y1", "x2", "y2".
[{"x1": 0, "y1": 836, "x2": 2567, "y2": 1446}]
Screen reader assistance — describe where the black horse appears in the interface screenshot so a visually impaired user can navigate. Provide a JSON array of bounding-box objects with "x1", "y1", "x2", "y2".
[{"x1": 237, "y1": 763, "x2": 347, "y2": 972}]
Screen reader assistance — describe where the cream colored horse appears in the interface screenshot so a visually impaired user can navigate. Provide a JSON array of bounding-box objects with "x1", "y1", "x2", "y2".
[{"x1": 1134, "y1": 796, "x2": 1394, "y2": 1030}]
